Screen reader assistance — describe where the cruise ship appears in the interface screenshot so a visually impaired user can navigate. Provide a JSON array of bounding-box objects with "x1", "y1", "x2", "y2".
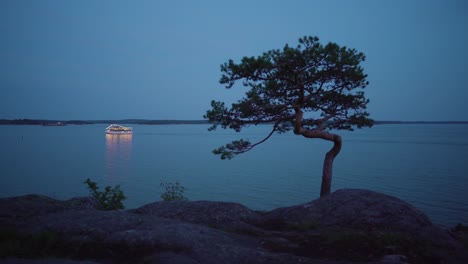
[{"x1": 105, "y1": 124, "x2": 132, "y2": 134}]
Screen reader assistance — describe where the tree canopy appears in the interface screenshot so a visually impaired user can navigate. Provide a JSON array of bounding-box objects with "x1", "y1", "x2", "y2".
[{"x1": 205, "y1": 36, "x2": 373, "y2": 196}]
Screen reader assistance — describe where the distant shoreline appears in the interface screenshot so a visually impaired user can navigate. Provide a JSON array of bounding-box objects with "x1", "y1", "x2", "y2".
[
  {"x1": 1, "y1": 119, "x2": 468, "y2": 126},
  {"x1": 0, "y1": 119, "x2": 209, "y2": 125}
]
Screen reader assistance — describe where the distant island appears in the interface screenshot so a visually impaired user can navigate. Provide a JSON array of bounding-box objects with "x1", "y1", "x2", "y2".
[{"x1": 0, "y1": 119, "x2": 467, "y2": 126}]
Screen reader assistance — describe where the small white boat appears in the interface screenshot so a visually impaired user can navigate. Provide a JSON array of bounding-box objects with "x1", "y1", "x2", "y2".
[{"x1": 105, "y1": 124, "x2": 132, "y2": 134}]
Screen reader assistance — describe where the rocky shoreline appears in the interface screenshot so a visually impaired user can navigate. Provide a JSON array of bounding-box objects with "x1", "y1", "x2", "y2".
[{"x1": 1, "y1": 189, "x2": 467, "y2": 263}]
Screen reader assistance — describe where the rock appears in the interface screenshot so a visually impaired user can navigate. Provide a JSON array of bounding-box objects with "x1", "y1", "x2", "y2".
[
  {"x1": 1, "y1": 197, "x2": 314, "y2": 263},
  {"x1": 130, "y1": 200, "x2": 261, "y2": 234},
  {"x1": 0, "y1": 194, "x2": 66, "y2": 218},
  {"x1": 261, "y1": 189, "x2": 432, "y2": 230},
  {"x1": 64, "y1": 197, "x2": 101, "y2": 210},
  {"x1": 259, "y1": 189, "x2": 457, "y2": 249},
  {"x1": 257, "y1": 189, "x2": 468, "y2": 263},
  {"x1": 1, "y1": 191, "x2": 466, "y2": 264},
  {"x1": 0, "y1": 258, "x2": 101, "y2": 264},
  {"x1": 380, "y1": 254, "x2": 408, "y2": 263},
  {"x1": 143, "y1": 252, "x2": 200, "y2": 264}
]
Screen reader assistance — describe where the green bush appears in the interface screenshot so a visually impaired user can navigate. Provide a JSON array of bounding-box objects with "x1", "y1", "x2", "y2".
[
  {"x1": 160, "y1": 182, "x2": 187, "y2": 201},
  {"x1": 84, "y1": 178, "x2": 126, "y2": 210}
]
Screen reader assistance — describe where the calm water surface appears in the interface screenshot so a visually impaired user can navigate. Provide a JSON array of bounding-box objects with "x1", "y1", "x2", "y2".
[{"x1": 1, "y1": 124, "x2": 467, "y2": 227}]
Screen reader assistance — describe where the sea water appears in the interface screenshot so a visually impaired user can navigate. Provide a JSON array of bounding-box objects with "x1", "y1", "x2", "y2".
[{"x1": 0, "y1": 124, "x2": 467, "y2": 227}]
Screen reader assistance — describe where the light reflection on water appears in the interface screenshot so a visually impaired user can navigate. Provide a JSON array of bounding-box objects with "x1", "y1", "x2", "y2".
[{"x1": 105, "y1": 134, "x2": 132, "y2": 183}]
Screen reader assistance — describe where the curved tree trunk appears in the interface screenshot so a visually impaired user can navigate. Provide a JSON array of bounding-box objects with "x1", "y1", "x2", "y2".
[
  {"x1": 320, "y1": 134, "x2": 342, "y2": 197},
  {"x1": 293, "y1": 110, "x2": 343, "y2": 197}
]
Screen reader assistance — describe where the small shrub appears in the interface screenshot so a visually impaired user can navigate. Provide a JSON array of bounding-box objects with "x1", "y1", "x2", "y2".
[
  {"x1": 160, "y1": 182, "x2": 187, "y2": 201},
  {"x1": 84, "y1": 178, "x2": 126, "y2": 210}
]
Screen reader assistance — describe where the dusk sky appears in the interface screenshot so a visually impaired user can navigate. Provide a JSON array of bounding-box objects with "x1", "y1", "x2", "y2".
[{"x1": 1, "y1": 0, "x2": 467, "y2": 121}]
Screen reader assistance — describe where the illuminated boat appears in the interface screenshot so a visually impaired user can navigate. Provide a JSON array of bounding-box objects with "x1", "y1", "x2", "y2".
[{"x1": 105, "y1": 124, "x2": 132, "y2": 135}]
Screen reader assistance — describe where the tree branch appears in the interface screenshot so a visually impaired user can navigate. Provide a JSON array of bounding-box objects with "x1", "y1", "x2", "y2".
[
  {"x1": 239, "y1": 123, "x2": 278, "y2": 153},
  {"x1": 213, "y1": 122, "x2": 282, "y2": 159}
]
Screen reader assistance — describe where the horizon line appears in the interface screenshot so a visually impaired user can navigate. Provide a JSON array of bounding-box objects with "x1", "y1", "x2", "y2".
[{"x1": 1, "y1": 118, "x2": 468, "y2": 124}]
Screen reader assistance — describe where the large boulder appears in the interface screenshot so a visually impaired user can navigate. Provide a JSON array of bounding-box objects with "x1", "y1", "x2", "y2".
[
  {"x1": 260, "y1": 189, "x2": 432, "y2": 231},
  {"x1": 259, "y1": 189, "x2": 459, "y2": 253}
]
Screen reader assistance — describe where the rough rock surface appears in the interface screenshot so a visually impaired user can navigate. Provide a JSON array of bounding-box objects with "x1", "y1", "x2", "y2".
[
  {"x1": 130, "y1": 200, "x2": 260, "y2": 229},
  {"x1": 1, "y1": 190, "x2": 466, "y2": 264},
  {"x1": 261, "y1": 189, "x2": 432, "y2": 229},
  {"x1": 260, "y1": 189, "x2": 456, "y2": 248}
]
